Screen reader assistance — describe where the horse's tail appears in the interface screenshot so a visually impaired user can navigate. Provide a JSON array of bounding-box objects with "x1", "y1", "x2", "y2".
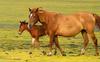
[{"x1": 93, "y1": 13, "x2": 100, "y2": 29}]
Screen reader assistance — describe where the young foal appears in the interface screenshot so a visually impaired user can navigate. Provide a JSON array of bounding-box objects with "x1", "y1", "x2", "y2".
[{"x1": 18, "y1": 21, "x2": 46, "y2": 48}]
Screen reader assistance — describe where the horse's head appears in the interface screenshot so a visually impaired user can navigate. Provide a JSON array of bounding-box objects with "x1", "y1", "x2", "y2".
[
  {"x1": 28, "y1": 7, "x2": 44, "y2": 29},
  {"x1": 18, "y1": 20, "x2": 28, "y2": 35}
]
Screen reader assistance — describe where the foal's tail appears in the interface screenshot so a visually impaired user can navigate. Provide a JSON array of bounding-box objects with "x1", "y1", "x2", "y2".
[{"x1": 93, "y1": 13, "x2": 100, "y2": 29}]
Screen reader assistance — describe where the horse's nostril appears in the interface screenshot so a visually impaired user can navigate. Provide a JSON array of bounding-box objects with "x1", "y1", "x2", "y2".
[
  {"x1": 28, "y1": 24, "x2": 32, "y2": 29},
  {"x1": 30, "y1": 25, "x2": 32, "y2": 29}
]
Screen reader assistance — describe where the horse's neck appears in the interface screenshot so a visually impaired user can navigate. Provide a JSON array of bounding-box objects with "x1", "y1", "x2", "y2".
[
  {"x1": 38, "y1": 11, "x2": 57, "y2": 24},
  {"x1": 25, "y1": 25, "x2": 32, "y2": 33},
  {"x1": 26, "y1": 27, "x2": 34, "y2": 37},
  {"x1": 38, "y1": 11, "x2": 60, "y2": 33}
]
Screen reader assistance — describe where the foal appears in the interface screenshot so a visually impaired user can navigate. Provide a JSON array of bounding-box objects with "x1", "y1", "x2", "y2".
[{"x1": 18, "y1": 21, "x2": 46, "y2": 48}]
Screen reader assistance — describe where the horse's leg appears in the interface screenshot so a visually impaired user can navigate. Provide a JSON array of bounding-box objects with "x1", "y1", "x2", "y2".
[
  {"x1": 31, "y1": 37, "x2": 36, "y2": 48},
  {"x1": 29, "y1": 38, "x2": 39, "y2": 55},
  {"x1": 80, "y1": 30, "x2": 89, "y2": 55},
  {"x1": 88, "y1": 32, "x2": 99, "y2": 56},
  {"x1": 31, "y1": 37, "x2": 40, "y2": 48},
  {"x1": 54, "y1": 36, "x2": 66, "y2": 56},
  {"x1": 53, "y1": 47, "x2": 57, "y2": 55},
  {"x1": 32, "y1": 37, "x2": 47, "y2": 55},
  {"x1": 47, "y1": 34, "x2": 55, "y2": 56}
]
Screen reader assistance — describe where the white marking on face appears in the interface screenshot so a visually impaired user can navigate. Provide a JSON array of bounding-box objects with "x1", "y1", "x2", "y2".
[
  {"x1": 27, "y1": 24, "x2": 30, "y2": 29},
  {"x1": 30, "y1": 13, "x2": 33, "y2": 18},
  {"x1": 32, "y1": 38, "x2": 35, "y2": 45}
]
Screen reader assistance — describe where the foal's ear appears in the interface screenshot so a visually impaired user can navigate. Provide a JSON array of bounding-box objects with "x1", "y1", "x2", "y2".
[
  {"x1": 29, "y1": 8, "x2": 32, "y2": 12},
  {"x1": 20, "y1": 21, "x2": 21, "y2": 23},
  {"x1": 26, "y1": 22, "x2": 28, "y2": 24}
]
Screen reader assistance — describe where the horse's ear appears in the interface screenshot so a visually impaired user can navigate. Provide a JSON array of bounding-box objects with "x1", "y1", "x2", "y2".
[
  {"x1": 20, "y1": 21, "x2": 21, "y2": 23},
  {"x1": 36, "y1": 7, "x2": 44, "y2": 13},
  {"x1": 36, "y1": 7, "x2": 42, "y2": 12},
  {"x1": 26, "y1": 22, "x2": 28, "y2": 24},
  {"x1": 29, "y1": 8, "x2": 31, "y2": 12}
]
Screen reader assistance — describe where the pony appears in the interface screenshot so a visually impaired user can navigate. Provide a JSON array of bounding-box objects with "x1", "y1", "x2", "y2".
[
  {"x1": 28, "y1": 7, "x2": 100, "y2": 56},
  {"x1": 18, "y1": 21, "x2": 46, "y2": 48},
  {"x1": 18, "y1": 21, "x2": 57, "y2": 55}
]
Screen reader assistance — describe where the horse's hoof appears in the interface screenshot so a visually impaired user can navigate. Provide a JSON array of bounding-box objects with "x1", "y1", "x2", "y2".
[
  {"x1": 80, "y1": 48, "x2": 85, "y2": 55},
  {"x1": 81, "y1": 53, "x2": 85, "y2": 55},
  {"x1": 29, "y1": 52, "x2": 32, "y2": 54},
  {"x1": 79, "y1": 53, "x2": 85, "y2": 56},
  {"x1": 42, "y1": 51, "x2": 46, "y2": 55},
  {"x1": 62, "y1": 54, "x2": 66, "y2": 56},
  {"x1": 47, "y1": 52, "x2": 52, "y2": 56},
  {"x1": 47, "y1": 54, "x2": 52, "y2": 56},
  {"x1": 76, "y1": 54, "x2": 81, "y2": 56},
  {"x1": 95, "y1": 53, "x2": 99, "y2": 56},
  {"x1": 54, "y1": 51, "x2": 57, "y2": 55},
  {"x1": 61, "y1": 51, "x2": 66, "y2": 56}
]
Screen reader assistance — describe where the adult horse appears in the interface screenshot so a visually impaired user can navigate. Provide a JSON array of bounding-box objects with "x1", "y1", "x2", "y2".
[{"x1": 28, "y1": 7, "x2": 100, "y2": 56}]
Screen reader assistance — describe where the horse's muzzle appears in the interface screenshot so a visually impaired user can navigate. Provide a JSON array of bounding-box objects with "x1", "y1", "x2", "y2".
[{"x1": 28, "y1": 24, "x2": 32, "y2": 29}]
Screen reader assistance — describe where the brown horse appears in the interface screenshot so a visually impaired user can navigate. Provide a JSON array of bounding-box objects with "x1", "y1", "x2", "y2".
[
  {"x1": 18, "y1": 21, "x2": 46, "y2": 48},
  {"x1": 28, "y1": 7, "x2": 100, "y2": 56}
]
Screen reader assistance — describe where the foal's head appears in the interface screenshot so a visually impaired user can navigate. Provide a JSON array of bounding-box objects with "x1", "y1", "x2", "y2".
[{"x1": 18, "y1": 21, "x2": 28, "y2": 35}]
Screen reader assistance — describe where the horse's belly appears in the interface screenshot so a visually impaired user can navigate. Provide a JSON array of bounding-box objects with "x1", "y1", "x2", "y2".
[{"x1": 56, "y1": 26, "x2": 82, "y2": 37}]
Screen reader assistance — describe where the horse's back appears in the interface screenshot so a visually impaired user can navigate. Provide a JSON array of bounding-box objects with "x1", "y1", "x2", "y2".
[
  {"x1": 74, "y1": 12, "x2": 96, "y2": 32},
  {"x1": 55, "y1": 12, "x2": 95, "y2": 36}
]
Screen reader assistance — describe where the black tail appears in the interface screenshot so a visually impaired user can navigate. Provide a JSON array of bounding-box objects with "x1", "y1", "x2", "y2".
[{"x1": 93, "y1": 13, "x2": 100, "y2": 29}]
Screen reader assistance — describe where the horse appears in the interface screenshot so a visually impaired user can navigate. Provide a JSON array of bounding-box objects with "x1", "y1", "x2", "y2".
[
  {"x1": 18, "y1": 21, "x2": 46, "y2": 48},
  {"x1": 18, "y1": 21, "x2": 57, "y2": 55},
  {"x1": 28, "y1": 7, "x2": 100, "y2": 56}
]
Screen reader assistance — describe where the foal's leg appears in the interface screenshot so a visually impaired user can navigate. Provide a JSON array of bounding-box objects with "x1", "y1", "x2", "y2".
[
  {"x1": 32, "y1": 37, "x2": 40, "y2": 48},
  {"x1": 54, "y1": 36, "x2": 66, "y2": 56},
  {"x1": 34, "y1": 37, "x2": 40, "y2": 48},
  {"x1": 81, "y1": 30, "x2": 89, "y2": 55},
  {"x1": 31, "y1": 37, "x2": 36, "y2": 48},
  {"x1": 89, "y1": 32, "x2": 99, "y2": 56}
]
